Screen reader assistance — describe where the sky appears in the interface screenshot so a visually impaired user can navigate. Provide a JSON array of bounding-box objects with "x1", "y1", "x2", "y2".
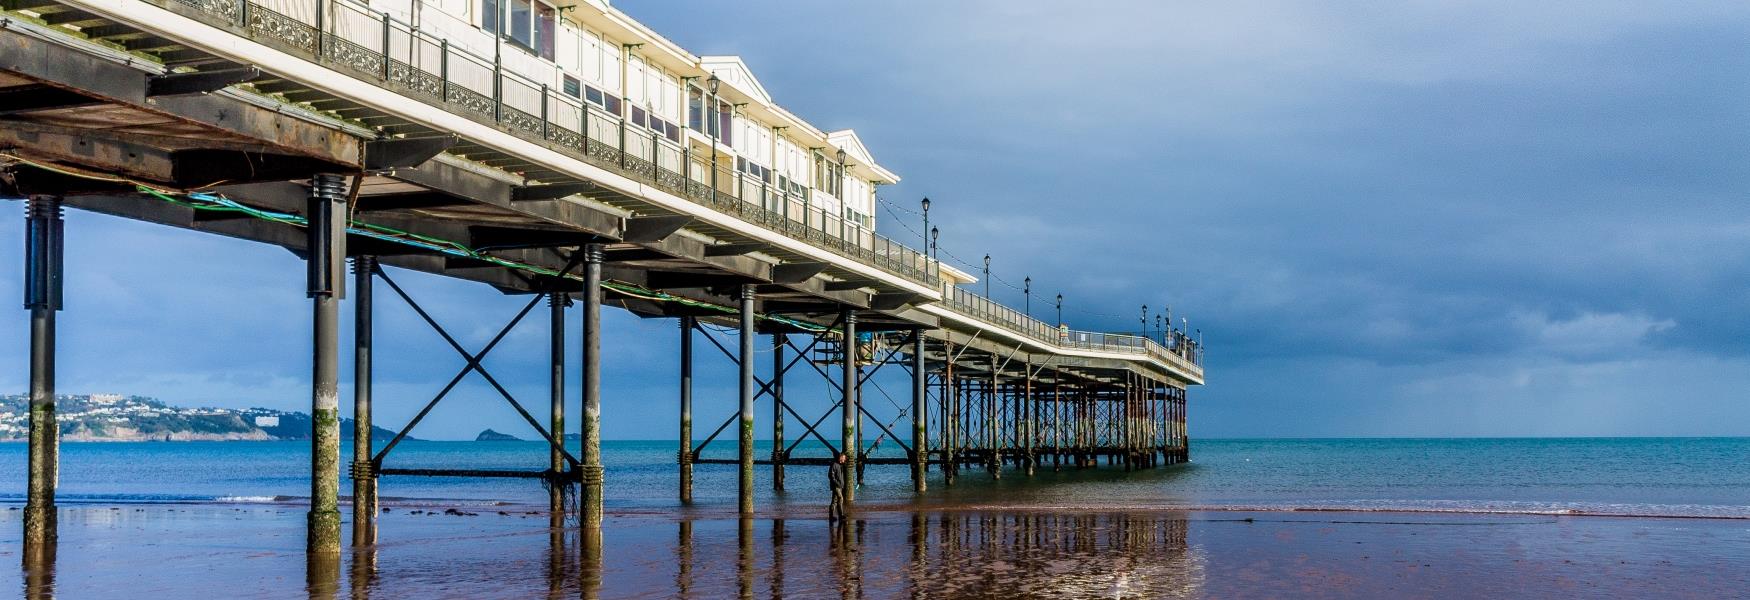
[{"x1": 2, "y1": 1, "x2": 1747, "y2": 439}]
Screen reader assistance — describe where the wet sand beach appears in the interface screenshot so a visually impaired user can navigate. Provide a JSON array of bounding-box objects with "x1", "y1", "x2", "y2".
[{"x1": 1, "y1": 502, "x2": 1745, "y2": 599}]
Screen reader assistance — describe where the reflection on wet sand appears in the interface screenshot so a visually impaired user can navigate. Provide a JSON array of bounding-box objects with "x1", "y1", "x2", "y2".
[
  {"x1": 676, "y1": 519, "x2": 693, "y2": 598},
  {"x1": 281, "y1": 510, "x2": 1203, "y2": 598},
  {"x1": 31, "y1": 504, "x2": 1750, "y2": 597},
  {"x1": 24, "y1": 507, "x2": 1197, "y2": 598},
  {"x1": 306, "y1": 551, "x2": 340, "y2": 600},
  {"x1": 670, "y1": 511, "x2": 1201, "y2": 599},
  {"x1": 347, "y1": 545, "x2": 376, "y2": 600},
  {"x1": 915, "y1": 512, "x2": 1202, "y2": 598},
  {"x1": 768, "y1": 519, "x2": 785, "y2": 600},
  {"x1": 22, "y1": 542, "x2": 51, "y2": 600}
]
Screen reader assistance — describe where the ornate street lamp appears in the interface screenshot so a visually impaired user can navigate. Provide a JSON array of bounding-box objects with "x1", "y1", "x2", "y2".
[
  {"x1": 1024, "y1": 276, "x2": 1032, "y2": 319},
  {"x1": 982, "y1": 254, "x2": 991, "y2": 298},
  {"x1": 920, "y1": 197, "x2": 931, "y2": 252},
  {"x1": 706, "y1": 74, "x2": 720, "y2": 204},
  {"x1": 1055, "y1": 294, "x2": 1063, "y2": 327}
]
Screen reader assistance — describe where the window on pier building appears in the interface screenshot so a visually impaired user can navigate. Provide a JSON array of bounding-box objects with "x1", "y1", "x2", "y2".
[
  {"x1": 562, "y1": 28, "x2": 621, "y2": 116},
  {"x1": 626, "y1": 55, "x2": 682, "y2": 143},
  {"x1": 718, "y1": 103, "x2": 733, "y2": 146},
  {"x1": 814, "y1": 152, "x2": 842, "y2": 198},
  {"x1": 688, "y1": 85, "x2": 704, "y2": 131},
  {"x1": 734, "y1": 117, "x2": 773, "y2": 171},
  {"x1": 685, "y1": 84, "x2": 734, "y2": 143},
  {"x1": 482, "y1": 0, "x2": 556, "y2": 60},
  {"x1": 777, "y1": 136, "x2": 810, "y2": 196},
  {"x1": 845, "y1": 207, "x2": 872, "y2": 229},
  {"x1": 842, "y1": 177, "x2": 873, "y2": 222}
]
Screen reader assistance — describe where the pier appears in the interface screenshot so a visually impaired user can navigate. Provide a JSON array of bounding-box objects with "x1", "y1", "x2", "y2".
[{"x1": 1, "y1": 0, "x2": 1203, "y2": 576}]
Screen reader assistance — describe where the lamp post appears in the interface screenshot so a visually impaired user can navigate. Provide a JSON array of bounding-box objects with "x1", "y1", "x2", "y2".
[
  {"x1": 1055, "y1": 294, "x2": 1063, "y2": 327},
  {"x1": 920, "y1": 197, "x2": 931, "y2": 254},
  {"x1": 982, "y1": 254, "x2": 991, "y2": 298},
  {"x1": 707, "y1": 74, "x2": 720, "y2": 205},
  {"x1": 1155, "y1": 314, "x2": 1163, "y2": 343},
  {"x1": 1023, "y1": 276, "x2": 1031, "y2": 319},
  {"x1": 836, "y1": 148, "x2": 848, "y2": 241},
  {"x1": 929, "y1": 226, "x2": 939, "y2": 263},
  {"x1": 1140, "y1": 304, "x2": 1148, "y2": 338},
  {"x1": 1165, "y1": 306, "x2": 1174, "y2": 346}
]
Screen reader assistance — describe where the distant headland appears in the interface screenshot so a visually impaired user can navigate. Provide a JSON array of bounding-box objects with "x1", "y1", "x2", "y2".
[{"x1": 0, "y1": 394, "x2": 410, "y2": 442}]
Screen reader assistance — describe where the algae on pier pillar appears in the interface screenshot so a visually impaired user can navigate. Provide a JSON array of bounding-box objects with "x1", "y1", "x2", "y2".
[
  {"x1": 988, "y1": 354, "x2": 1001, "y2": 480},
  {"x1": 772, "y1": 332, "x2": 787, "y2": 492},
  {"x1": 911, "y1": 328, "x2": 927, "y2": 493},
  {"x1": 306, "y1": 174, "x2": 348, "y2": 556},
  {"x1": 23, "y1": 195, "x2": 61, "y2": 565},
  {"x1": 840, "y1": 309, "x2": 858, "y2": 503},
  {"x1": 351, "y1": 256, "x2": 378, "y2": 546},
  {"x1": 737, "y1": 285, "x2": 757, "y2": 516},
  {"x1": 579, "y1": 244, "x2": 606, "y2": 525},
  {"x1": 549, "y1": 290, "x2": 568, "y2": 523},
  {"x1": 679, "y1": 317, "x2": 694, "y2": 503},
  {"x1": 1023, "y1": 358, "x2": 1035, "y2": 477}
]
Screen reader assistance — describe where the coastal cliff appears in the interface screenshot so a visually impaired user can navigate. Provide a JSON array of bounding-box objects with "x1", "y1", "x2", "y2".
[{"x1": 0, "y1": 394, "x2": 409, "y2": 442}]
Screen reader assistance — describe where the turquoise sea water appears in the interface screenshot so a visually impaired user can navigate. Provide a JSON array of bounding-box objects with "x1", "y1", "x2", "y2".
[{"x1": 1, "y1": 438, "x2": 1746, "y2": 518}]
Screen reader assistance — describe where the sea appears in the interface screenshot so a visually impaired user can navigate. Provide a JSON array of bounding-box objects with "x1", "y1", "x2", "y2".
[{"x1": 2, "y1": 437, "x2": 1745, "y2": 519}]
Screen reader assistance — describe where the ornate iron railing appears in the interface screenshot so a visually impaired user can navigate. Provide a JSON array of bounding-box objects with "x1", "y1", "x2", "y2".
[{"x1": 944, "y1": 288, "x2": 1204, "y2": 371}]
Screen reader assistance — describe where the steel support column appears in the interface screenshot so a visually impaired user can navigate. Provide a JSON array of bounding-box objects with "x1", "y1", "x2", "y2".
[
  {"x1": 351, "y1": 256, "x2": 377, "y2": 546},
  {"x1": 988, "y1": 352, "x2": 1000, "y2": 479},
  {"x1": 23, "y1": 194, "x2": 62, "y2": 565},
  {"x1": 737, "y1": 285, "x2": 756, "y2": 516},
  {"x1": 840, "y1": 309, "x2": 858, "y2": 503},
  {"x1": 579, "y1": 243, "x2": 605, "y2": 524},
  {"x1": 942, "y1": 340, "x2": 957, "y2": 486},
  {"x1": 910, "y1": 329, "x2": 927, "y2": 493},
  {"x1": 772, "y1": 331, "x2": 787, "y2": 492},
  {"x1": 306, "y1": 174, "x2": 347, "y2": 555},
  {"x1": 679, "y1": 316, "x2": 694, "y2": 503},
  {"x1": 1023, "y1": 359, "x2": 1035, "y2": 477},
  {"x1": 548, "y1": 290, "x2": 567, "y2": 521}
]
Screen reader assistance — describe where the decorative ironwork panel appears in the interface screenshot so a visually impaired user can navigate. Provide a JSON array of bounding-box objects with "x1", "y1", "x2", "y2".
[
  {"x1": 328, "y1": 38, "x2": 385, "y2": 78},
  {"x1": 446, "y1": 86, "x2": 495, "y2": 119},
  {"x1": 654, "y1": 168, "x2": 686, "y2": 192},
  {"x1": 171, "y1": 0, "x2": 240, "y2": 21},
  {"x1": 685, "y1": 182, "x2": 711, "y2": 203},
  {"x1": 502, "y1": 107, "x2": 543, "y2": 136},
  {"x1": 389, "y1": 60, "x2": 443, "y2": 100},
  {"x1": 547, "y1": 127, "x2": 585, "y2": 151},
  {"x1": 247, "y1": 6, "x2": 318, "y2": 54},
  {"x1": 621, "y1": 155, "x2": 656, "y2": 181},
  {"x1": 585, "y1": 138, "x2": 622, "y2": 165}
]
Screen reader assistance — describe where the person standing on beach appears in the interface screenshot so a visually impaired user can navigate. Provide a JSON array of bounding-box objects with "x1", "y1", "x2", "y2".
[{"x1": 828, "y1": 453, "x2": 847, "y2": 523}]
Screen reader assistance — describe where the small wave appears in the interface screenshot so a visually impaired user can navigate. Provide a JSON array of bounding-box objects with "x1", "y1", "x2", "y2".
[
  {"x1": 901, "y1": 500, "x2": 1750, "y2": 521},
  {"x1": 213, "y1": 495, "x2": 293, "y2": 504}
]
